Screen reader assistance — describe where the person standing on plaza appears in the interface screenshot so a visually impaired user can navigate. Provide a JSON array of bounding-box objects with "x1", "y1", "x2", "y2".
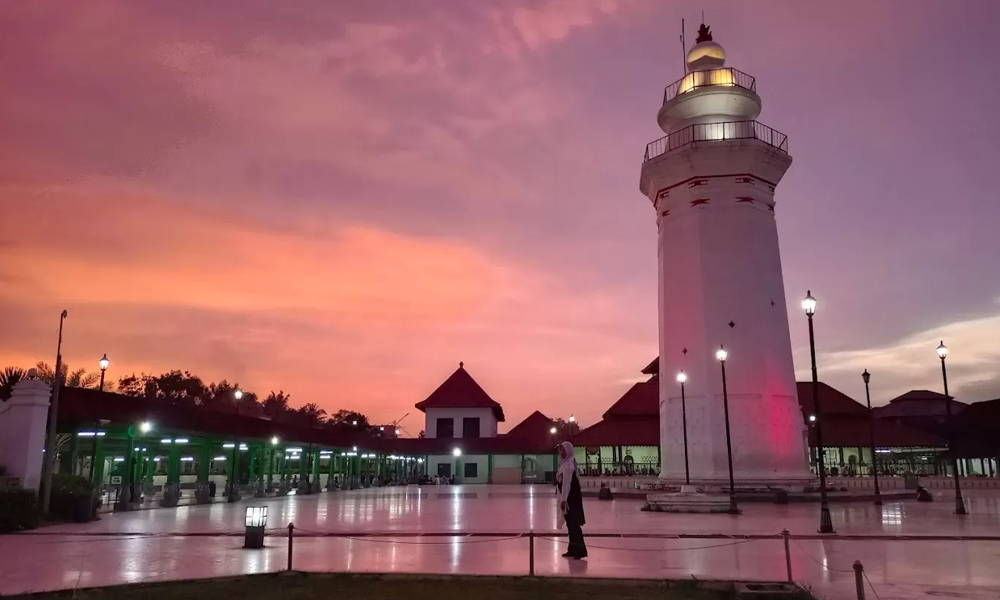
[{"x1": 556, "y1": 441, "x2": 587, "y2": 559}]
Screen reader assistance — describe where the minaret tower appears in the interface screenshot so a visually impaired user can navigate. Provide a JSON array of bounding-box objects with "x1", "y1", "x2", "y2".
[{"x1": 640, "y1": 24, "x2": 810, "y2": 483}]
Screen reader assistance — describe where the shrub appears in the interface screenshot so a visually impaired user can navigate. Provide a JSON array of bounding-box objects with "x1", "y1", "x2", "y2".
[
  {"x1": 0, "y1": 488, "x2": 40, "y2": 533},
  {"x1": 49, "y1": 472, "x2": 97, "y2": 522}
]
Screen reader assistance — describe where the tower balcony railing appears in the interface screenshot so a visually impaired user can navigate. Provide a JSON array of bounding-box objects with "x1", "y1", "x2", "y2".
[
  {"x1": 643, "y1": 120, "x2": 788, "y2": 162},
  {"x1": 662, "y1": 67, "x2": 756, "y2": 104}
]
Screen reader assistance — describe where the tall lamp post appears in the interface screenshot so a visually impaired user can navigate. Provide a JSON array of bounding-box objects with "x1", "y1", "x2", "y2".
[
  {"x1": 229, "y1": 388, "x2": 243, "y2": 502},
  {"x1": 676, "y1": 371, "x2": 691, "y2": 485},
  {"x1": 802, "y1": 291, "x2": 834, "y2": 533},
  {"x1": 88, "y1": 354, "x2": 110, "y2": 482},
  {"x1": 41, "y1": 309, "x2": 69, "y2": 514},
  {"x1": 861, "y1": 370, "x2": 882, "y2": 506},
  {"x1": 715, "y1": 346, "x2": 738, "y2": 515},
  {"x1": 937, "y1": 342, "x2": 967, "y2": 515}
]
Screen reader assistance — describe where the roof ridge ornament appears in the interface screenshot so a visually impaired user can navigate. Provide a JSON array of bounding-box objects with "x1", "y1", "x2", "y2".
[{"x1": 695, "y1": 23, "x2": 712, "y2": 44}]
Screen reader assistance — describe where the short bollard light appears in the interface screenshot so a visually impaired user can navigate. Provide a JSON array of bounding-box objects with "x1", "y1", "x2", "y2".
[{"x1": 244, "y1": 506, "x2": 268, "y2": 549}]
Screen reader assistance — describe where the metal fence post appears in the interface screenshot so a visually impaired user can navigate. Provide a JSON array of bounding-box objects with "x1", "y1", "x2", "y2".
[
  {"x1": 528, "y1": 531, "x2": 535, "y2": 577},
  {"x1": 782, "y1": 529, "x2": 792, "y2": 582},
  {"x1": 287, "y1": 523, "x2": 295, "y2": 571},
  {"x1": 853, "y1": 560, "x2": 865, "y2": 600}
]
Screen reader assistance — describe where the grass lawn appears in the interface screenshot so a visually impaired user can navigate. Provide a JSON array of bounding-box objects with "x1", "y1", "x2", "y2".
[{"x1": 11, "y1": 573, "x2": 779, "y2": 600}]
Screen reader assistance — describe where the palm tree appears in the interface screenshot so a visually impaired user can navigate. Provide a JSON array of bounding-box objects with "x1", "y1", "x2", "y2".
[
  {"x1": 262, "y1": 391, "x2": 291, "y2": 420},
  {"x1": 0, "y1": 367, "x2": 26, "y2": 402},
  {"x1": 35, "y1": 361, "x2": 101, "y2": 389},
  {"x1": 297, "y1": 403, "x2": 327, "y2": 427}
]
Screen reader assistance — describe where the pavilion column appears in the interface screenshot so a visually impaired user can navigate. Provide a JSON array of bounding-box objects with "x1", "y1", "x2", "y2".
[
  {"x1": 265, "y1": 447, "x2": 273, "y2": 490},
  {"x1": 197, "y1": 442, "x2": 210, "y2": 483},
  {"x1": 193, "y1": 440, "x2": 211, "y2": 504},
  {"x1": 93, "y1": 438, "x2": 106, "y2": 487},
  {"x1": 487, "y1": 454, "x2": 493, "y2": 483},
  {"x1": 167, "y1": 443, "x2": 180, "y2": 486},
  {"x1": 312, "y1": 450, "x2": 320, "y2": 490},
  {"x1": 248, "y1": 445, "x2": 257, "y2": 482},
  {"x1": 62, "y1": 429, "x2": 79, "y2": 475},
  {"x1": 124, "y1": 433, "x2": 136, "y2": 495}
]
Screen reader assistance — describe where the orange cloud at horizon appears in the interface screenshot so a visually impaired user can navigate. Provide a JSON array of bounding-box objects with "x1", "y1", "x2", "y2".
[{"x1": 0, "y1": 178, "x2": 654, "y2": 430}]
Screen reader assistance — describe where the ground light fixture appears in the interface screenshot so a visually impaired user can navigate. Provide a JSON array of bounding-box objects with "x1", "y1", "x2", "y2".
[{"x1": 244, "y1": 506, "x2": 268, "y2": 549}]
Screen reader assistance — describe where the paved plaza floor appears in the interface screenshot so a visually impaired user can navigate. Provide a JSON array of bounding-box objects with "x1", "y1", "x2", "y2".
[{"x1": 2, "y1": 486, "x2": 999, "y2": 600}]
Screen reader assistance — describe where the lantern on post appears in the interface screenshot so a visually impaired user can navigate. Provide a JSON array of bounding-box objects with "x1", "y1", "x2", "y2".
[{"x1": 244, "y1": 506, "x2": 268, "y2": 549}]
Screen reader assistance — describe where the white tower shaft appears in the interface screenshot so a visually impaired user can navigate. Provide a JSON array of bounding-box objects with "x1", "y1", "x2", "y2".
[{"x1": 640, "y1": 25, "x2": 810, "y2": 484}]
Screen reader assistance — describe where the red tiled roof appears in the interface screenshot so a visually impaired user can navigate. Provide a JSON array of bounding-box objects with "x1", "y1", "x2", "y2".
[
  {"x1": 796, "y1": 382, "x2": 869, "y2": 416},
  {"x1": 505, "y1": 411, "x2": 554, "y2": 443},
  {"x1": 950, "y1": 398, "x2": 1000, "y2": 458},
  {"x1": 602, "y1": 377, "x2": 659, "y2": 419},
  {"x1": 572, "y1": 418, "x2": 660, "y2": 447},
  {"x1": 373, "y1": 435, "x2": 554, "y2": 456},
  {"x1": 414, "y1": 364, "x2": 505, "y2": 422},
  {"x1": 641, "y1": 357, "x2": 659, "y2": 375},
  {"x1": 810, "y1": 414, "x2": 945, "y2": 448},
  {"x1": 874, "y1": 390, "x2": 968, "y2": 418},
  {"x1": 56, "y1": 387, "x2": 366, "y2": 448}
]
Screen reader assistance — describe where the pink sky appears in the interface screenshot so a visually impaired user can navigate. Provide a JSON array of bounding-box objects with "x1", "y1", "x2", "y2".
[{"x1": 2, "y1": 0, "x2": 1000, "y2": 432}]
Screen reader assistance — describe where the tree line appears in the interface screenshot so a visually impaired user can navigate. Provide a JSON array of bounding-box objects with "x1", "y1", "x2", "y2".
[{"x1": 1, "y1": 363, "x2": 386, "y2": 434}]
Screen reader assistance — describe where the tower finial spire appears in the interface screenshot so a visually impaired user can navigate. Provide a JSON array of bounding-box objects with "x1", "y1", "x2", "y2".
[{"x1": 695, "y1": 23, "x2": 713, "y2": 44}]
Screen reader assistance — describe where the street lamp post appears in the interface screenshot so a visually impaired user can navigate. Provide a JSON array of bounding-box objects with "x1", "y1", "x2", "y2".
[
  {"x1": 861, "y1": 370, "x2": 882, "y2": 506},
  {"x1": 802, "y1": 291, "x2": 834, "y2": 533},
  {"x1": 41, "y1": 309, "x2": 69, "y2": 514},
  {"x1": 99, "y1": 354, "x2": 109, "y2": 391},
  {"x1": 229, "y1": 388, "x2": 243, "y2": 502},
  {"x1": 88, "y1": 354, "x2": 110, "y2": 482},
  {"x1": 715, "y1": 347, "x2": 738, "y2": 515},
  {"x1": 676, "y1": 371, "x2": 691, "y2": 485},
  {"x1": 937, "y1": 342, "x2": 967, "y2": 515}
]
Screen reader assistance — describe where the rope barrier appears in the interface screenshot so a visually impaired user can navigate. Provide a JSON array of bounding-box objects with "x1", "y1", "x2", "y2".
[
  {"x1": 790, "y1": 539, "x2": 856, "y2": 574},
  {"x1": 291, "y1": 527, "x2": 524, "y2": 545},
  {"x1": 863, "y1": 571, "x2": 882, "y2": 600},
  {"x1": 535, "y1": 535, "x2": 761, "y2": 553}
]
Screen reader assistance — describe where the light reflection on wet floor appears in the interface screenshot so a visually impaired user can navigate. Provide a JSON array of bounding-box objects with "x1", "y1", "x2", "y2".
[{"x1": 3, "y1": 485, "x2": 1000, "y2": 600}]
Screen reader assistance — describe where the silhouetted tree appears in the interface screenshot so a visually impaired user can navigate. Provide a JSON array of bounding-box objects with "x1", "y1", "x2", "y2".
[
  {"x1": 0, "y1": 367, "x2": 26, "y2": 402},
  {"x1": 296, "y1": 403, "x2": 327, "y2": 427},
  {"x1": 328, "y1": 409, "x2": 371, "y2": 429},
  {"x1": 262, "y1": 391, "x2": 291, "y2": 420},
  {"x1": 36, "y1": 361, "x2": 103, "y2": 389},
  {"x1": 552, "y1": 418, "x2": 580, "y2": 443}
]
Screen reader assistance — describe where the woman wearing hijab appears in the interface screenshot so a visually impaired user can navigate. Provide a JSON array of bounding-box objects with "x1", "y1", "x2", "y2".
[{"x1": 556, "y1": 441, "x2": 587, "y2": 559}]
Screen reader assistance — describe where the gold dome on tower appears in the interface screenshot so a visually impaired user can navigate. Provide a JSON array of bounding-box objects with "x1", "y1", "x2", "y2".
[{"x1": 685, "y1": 24, "x2": 726, "y2": 71}]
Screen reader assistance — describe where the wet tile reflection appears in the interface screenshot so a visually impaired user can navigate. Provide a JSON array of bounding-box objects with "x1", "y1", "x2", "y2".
[{"x1": 3, "y1": 486, "x2": 1000, "y2": 598}]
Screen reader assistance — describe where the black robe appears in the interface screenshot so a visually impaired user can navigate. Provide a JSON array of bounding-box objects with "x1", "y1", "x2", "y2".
[{"x1": 560, "y1": 472, "x2": 586, "y2": 527}]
